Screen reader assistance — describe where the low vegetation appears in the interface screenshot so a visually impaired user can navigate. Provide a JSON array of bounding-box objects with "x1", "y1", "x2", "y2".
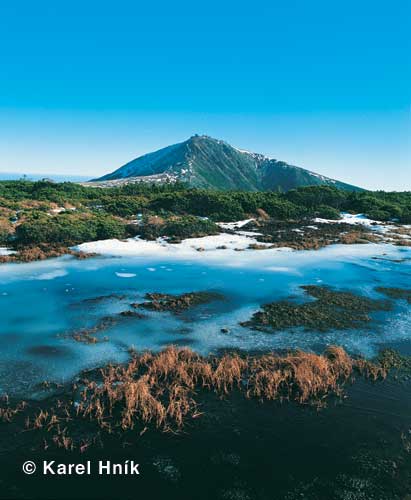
[
  {"x1": 0, "y1": 180, "x2": 410, "y2": 262},
  {"x1": 135, "y1": 291, "x2": 224, "y2": 313},
  {"x1": 76, "y1": 345, "x2": 385, "y2": 433},
  {"x1": 241, "y1": 285, "x2": 391, "y2": 332},
  {"x1": 14, "y1": 211, "x2": 126, "y2": 246},
  {"x1": 0, "y1": 345, "x2": 387, "y2": 451},
  {"x1": 62, "y1": 316, "x2": 119, "y2": 344},
  {"x1": 377, "y1": 349, "x2": 411, "y2": 374},
  {"x1": 1, "y1": 180, "x2": 410, "y2": 222},
  {"x1": 132, "y1": 215, "x2": 220, "y2": 242},
  {"x1": 376, "y1": 287, "x2": 411, "y2": 304},
  {"x1": 243, "y1": 220, "x2": 379, "y2": 250}
]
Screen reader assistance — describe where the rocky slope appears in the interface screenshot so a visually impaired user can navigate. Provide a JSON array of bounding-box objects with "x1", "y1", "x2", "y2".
[{"x1": 91, "y1": 135, "x2": 362, "y2": 192}]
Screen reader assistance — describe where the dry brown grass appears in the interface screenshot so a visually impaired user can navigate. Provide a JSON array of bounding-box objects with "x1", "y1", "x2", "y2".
[
  {"x1": 246, "y1": 346, "x2": 353, "y2": 403},
  {"x1": 395, "y1": 239, "x2": 411, "y2": 247},
  {"x1": 0, "y1": 244, "x2": 98, "y2": 264},
  {"x1": 1, "y1": 346, "x2": 389, "y2": 452},
  {"x1": 340, "y1": 231, "x2": 379, "y2": 244},
  {"x1": 75, "y1": 345, "x2": 386, "y2": 433},
  {"x1": 354, "y1": 358, "x2": 387, "y2": 380},
  {"x1": 256, "y1": 208, "x2": 270, "y2": 220},
  {"x1": 0, "y1": 395, "x2": 27, "y2": 422},
  {"x1": 0, "y1": 244, "x2": 69, "y2": 263},
  {"x1": 146, "y1": 215, "x2": 165, "y2": 226}
]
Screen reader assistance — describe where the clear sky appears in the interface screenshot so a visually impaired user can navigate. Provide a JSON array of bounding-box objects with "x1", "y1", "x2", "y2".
[{"x1": 0, "y1": 0, "x2": 410, "y2": 190}]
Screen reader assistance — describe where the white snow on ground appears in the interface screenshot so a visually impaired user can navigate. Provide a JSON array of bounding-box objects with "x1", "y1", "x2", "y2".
[
  {"x1": 1, "y1": 216, "x2": 409, "y2": 283},
  {"x1": 49, "y1": 207, "x2": 66, "y2": 214},
  {"x1": 341, "y1": 213, "x2": 381, "y2": 225},
  {"x1": 75, "y1": 212, "x2": 406, "y2": 264},
  {"x1": 219, "y1": 213, "x2": 399, "y2": 233},
  {"x1": 72, "y1": 232, "x2": 410, "y2": 275},
  {"x1": 73, "y1": 211, "x2": 411, "y2": 268},
  {"x1": 75, "y1": 233, "x2": 274, "y2": 260},
  {"x1": 314, "y1": 212, "x2": 383, "y2": 226},
  {"x1": 314, "y1": 213, "x2": 411, "y2": 239},
  {"x1": 235, "y1": 230, "x2": 263, "y2": 236},
  {"x1": 0, "y1": 235, "x2": 409, "y2": 289},
  {"x1": 217, "y1": 219, "x2": 254, "y2": 230},
  {"x1": 0, "y1": 247, "x2": 16, "y2": 256}
]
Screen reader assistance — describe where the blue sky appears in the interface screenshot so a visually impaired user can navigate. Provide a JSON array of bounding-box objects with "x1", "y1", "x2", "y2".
[{"x1": 0, "y1": 0, "x2": 410, "y2": 190}]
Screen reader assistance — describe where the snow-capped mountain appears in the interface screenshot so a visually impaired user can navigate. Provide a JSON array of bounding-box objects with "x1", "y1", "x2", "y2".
[{"x1": 91, "y1": 135, "x2": 362, "y2": 192}]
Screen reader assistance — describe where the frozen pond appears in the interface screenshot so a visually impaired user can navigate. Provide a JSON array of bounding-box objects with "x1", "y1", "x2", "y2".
[{"x1": 0, "y1": 241, "x2": 410, "y2": 397}]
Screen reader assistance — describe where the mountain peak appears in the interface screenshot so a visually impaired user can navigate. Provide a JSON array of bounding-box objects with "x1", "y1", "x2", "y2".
[
  {"x1": 188, "y1": 133, "x2": 215, "y2": 140},
  {"x1": 186, "y1": 134, "x2": 225, "y2": 146},
  {"x1": 92, "y1": 136, "x2": 362, "y2": 192}
]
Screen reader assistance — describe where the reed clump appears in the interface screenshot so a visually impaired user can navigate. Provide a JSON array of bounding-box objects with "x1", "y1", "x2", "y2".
[
  {"x1": 2, "y1": 346, "x2": 390, "y2": 452},
  {"x1": 0, "y1": 395, "x2": 27, "y2": 423},
  {"x1": 76, "y1": 345, "x2": 386, "y2": 433}
]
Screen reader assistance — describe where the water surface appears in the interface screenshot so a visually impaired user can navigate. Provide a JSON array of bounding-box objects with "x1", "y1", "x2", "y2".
[{"x1": 1, "y1": 243, "x2": 410, "y2": 397}]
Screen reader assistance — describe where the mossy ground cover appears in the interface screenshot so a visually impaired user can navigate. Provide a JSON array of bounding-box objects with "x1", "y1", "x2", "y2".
[
  {"x1": 376, "y1": 287, "x2": 411, "y2": 304},
  {"x1": 60, "y1": 291, "x2": 225, "y2": 343},
  {"x1": 241, "y1": 285, "x2": 391, "y2": 332},
  {"x1": 134, "y1": 291, "x2": 225, "y2": 313},
  {"x1": 378, "y1": 349, "x2": 411, "y2": 374}
]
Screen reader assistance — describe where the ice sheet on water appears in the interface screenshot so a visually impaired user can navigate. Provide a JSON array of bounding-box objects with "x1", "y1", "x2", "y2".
[
  {"x1": 0, "y1": 237, "x2": 410, "y2": 397},
  {"x1": 74, "y1": 233, "x2": 409, "y2": 272},
  {"x1": 31, "y1": 269, "x2": 68, "y2": 280}
]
